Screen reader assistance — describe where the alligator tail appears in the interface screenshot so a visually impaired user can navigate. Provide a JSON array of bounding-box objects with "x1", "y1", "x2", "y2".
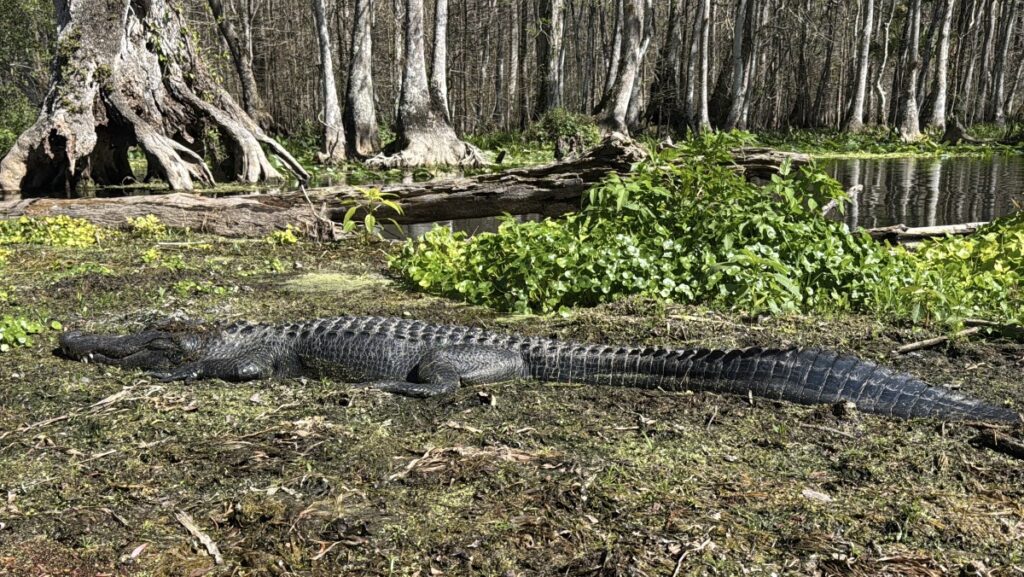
[{"x1": 529, "y1": 345, "x2": 1020, "y2": 422}]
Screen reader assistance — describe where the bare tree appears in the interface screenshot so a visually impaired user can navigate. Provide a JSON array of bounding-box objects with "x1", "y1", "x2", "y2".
[
  {"x1": 697, "y1": 0, "x2": 712, "y2": 132},
  {"x1": 207, "y1": 0, "x2": 273, "y2": 129},
  {"x1": 345, "y1": 0, "x2": 380, "y2": 158},
  {"x1": 536, "y1": 0, "x2": 566, "y2": 115},
  {"x1": 724, "y1": 0, "x2": 753, "y2": 131},
  {"x1": 600, "y1": 0, "x2": 647, "y2": 135},
  {"x1": 311, "y1": 0, "x2": 346, "y2": 164},
  {"x1": 0, "y1": 0, "x2": 306, "y2": 198},
  {"x1": 898, "y1": 0, "x2": 923, "y2": 141},
  {"x1": 368, "y1": 0, "x2": 483, "y2": 167},
  {"x1": 844, "y1": 0, "x2": 874, "y2": 131}
]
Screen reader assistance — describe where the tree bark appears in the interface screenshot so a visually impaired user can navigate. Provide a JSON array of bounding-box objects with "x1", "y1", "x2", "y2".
[
  {"x1": 367, "y1": 0, "x2": 483, "y2": 167},
  {"x1": 311, "y1": 0, "x2": 346, "y2": 164},
  {"x1": 898, "y1": 0, "x2": 923, "y2": 141},
  {"x1": 594, "y1": 0, "x2": 623, "y2": 115},
  {"x1": 345, "y1": 0, "x2": 380, "y2": 158},
  {"x1": 844, "y1": 0, "x2": 874, "y2": 131},
  {"x1": 429, "y1": 0, "x2": 451, "y2": 121},
  {"x1": 0, "y1": 0, "x2": 308, "y2": 199},
  {"x1": 206, "y1": 0, "x2": 273, "y2": 130}
]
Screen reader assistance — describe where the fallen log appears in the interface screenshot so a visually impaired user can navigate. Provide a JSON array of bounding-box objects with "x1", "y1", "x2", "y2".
[{"x1": 0, "y1": 135, "x2": 805, "y2": 238}]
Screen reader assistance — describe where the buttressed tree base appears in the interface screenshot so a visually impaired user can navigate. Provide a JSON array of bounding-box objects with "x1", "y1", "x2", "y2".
[{"x1": 0, "y1": 0, "x2": 308, "y2": 199}]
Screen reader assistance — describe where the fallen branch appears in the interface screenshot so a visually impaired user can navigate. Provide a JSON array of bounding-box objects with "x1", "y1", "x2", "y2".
[
  {"x1": 867, "y1": 222, "x2": 988, "y2": 244},
  {"x1": 970, "y1": 430, "x2": 1024, "y2": 460},
  {"x1": 892, "y1": 327, "x2": 978, "y2": 354}
]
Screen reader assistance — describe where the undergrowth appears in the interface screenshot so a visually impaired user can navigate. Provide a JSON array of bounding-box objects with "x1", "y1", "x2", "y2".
[
  {"x1": 757, "y1": 127, "x2": 1023, "y2": 158},
  {"x1": 393, "y1": 134, "x2": 1024, "y2": 327}
]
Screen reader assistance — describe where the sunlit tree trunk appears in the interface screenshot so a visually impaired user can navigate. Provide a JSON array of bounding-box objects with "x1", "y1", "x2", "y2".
[
  {"x1": 311, "y1": 0, "x2": 346, "y2": 164},
  {"x1": 991, "y1": 0, "x2": 1017, "y2": 126},
  {"x1": 345, "y1": 0, "x2": 380, "y2": 158},
  {"x1": 536, "y1": 0, "x2": 565, "y2": 115},
  {"x1": 429, "y1": 0, "x2": 451, "y2": 121},
  {"x1": 927, "y1": 0, "x2": 954, "y2": 130},
  {"x1": 844, "y1": 0, "x2": 874, "y2": 131},
  {"x1": 697, "y1": 0, "x2": 712, "y2": 132},
  {"x1": 599, "y1": 0, "x2": 644, "y2": 135}
]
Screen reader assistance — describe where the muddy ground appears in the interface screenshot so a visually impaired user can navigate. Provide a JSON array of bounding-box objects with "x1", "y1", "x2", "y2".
[{"x1": 0, "y1": 231, "x2": 1021, "y2": 576}]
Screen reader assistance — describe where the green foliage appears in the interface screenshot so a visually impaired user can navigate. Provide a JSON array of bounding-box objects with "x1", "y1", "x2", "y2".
[
  {"x1": 127, "y1": 214, "x2": 168, "y2": 240},
  {"x1": 0, "y1": 216, "x2": 110, "y2": 248},
  {"x1": 0, "y1": 247, "x2": 9, "y2": 267},
  {"x1": 524, "y1": 108, "x2": 601, "y2": 147},
  {"x1": 394, "y1": 133, "x2": 1024, "y2": 325}
]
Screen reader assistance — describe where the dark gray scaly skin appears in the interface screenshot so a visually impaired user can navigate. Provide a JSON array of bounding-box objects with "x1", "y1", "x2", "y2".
[{"x1": 59, "y1": 315, "x2": 1021, "y2": 423}]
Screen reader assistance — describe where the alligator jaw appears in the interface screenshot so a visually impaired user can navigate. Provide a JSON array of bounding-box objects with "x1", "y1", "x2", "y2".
[{"x1": 58, "y1": 329, "x2": 200, "y2": 370}]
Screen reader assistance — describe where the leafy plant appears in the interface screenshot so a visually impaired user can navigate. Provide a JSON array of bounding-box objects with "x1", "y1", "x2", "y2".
[
  {"x1": 0, "y1": 316, "x2": 60, "y2": 352},
  {"x1": 266, "y1": 225, "x2": 300, "y2": 246},
  {"x1": 340, "y1": 187, "x2": 404, "y2": 241},
  {"x1": 0, "y1": 215, "x2": 110, "y2": 248},
  {"x1": 524, "y1": 108, "x2": 601, "y2": 148}
]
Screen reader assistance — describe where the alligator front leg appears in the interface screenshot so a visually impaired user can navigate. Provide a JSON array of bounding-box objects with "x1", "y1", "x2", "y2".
[
  {"x1": 361, "y1": 346, "x2": 527, "y2": 398},
  {"x1": 150, "y1": 352, "x2": 277, "y2": 383}
]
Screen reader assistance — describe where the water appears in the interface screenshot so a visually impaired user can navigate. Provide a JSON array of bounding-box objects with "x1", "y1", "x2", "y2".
[{"x1": 825, "y1": 156, "x2": 1024, "y2": 229}]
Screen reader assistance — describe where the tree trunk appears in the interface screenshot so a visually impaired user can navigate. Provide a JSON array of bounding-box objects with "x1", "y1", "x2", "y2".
[
  {"x1": 724, "y1": 0, "x2": 754, "y2": 130},
  {"x1": 599, "y1": 0, "x2": 644, "y2": 135},
  {"x1": 345, "y1": 0, "x2": 380, "y2": 158},
  {"x1": 898, "y1": 0, "x2": 923, "y2": 141},
  {"x1": 991, "y1": 0, "x2": 1017, "y2": 126},
  {"x1": 594, "y1": 0, "x2": 623, "y2": 115},
  {"x1": 429, "y1": 0, "x2": 451, "y2": 122},
  {"x1": 697, "y1": 0, "x2": 712, "y2": 132},
  {"x1": 206, "y1": 0, "x2": 273, "y2": 130},
  {"x1": 927, "y1": 0, "x2": 954, "y2": 129},
  {"x1": 367, "y1": 0, "x2": 483, "y2": 167},
  {"x1": 0, "y1": 0, "x2": 308, "y2": 199},
  {"x1": 844, "y1": 0, "x2": 874, "y2": 131},
  {"x1": 311, "y1": 0, "x2": 346, "y2": 164},
  {"x1": 536, "y1": 0, "x2": 566, "y2": 115}
]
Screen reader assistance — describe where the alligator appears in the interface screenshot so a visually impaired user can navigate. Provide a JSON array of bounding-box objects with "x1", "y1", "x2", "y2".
[{"x1": 59, "y1": 315, "x2": 1021, "y2": 423}]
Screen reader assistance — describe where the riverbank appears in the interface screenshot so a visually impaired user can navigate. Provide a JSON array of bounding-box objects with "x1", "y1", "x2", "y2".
[{"x1": 0, "y1": 227, "x2": 1021, "y2": 575}]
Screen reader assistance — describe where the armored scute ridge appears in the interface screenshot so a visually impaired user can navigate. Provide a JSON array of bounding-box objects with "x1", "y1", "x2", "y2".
[{"x1": 59, "y1": 316, "x2": 1021, "y2": 423}]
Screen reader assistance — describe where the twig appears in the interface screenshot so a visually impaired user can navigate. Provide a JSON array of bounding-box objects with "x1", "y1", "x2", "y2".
[
  {"x1": 893, "y1": 326, "x2": 982, "y2": 355},
  {"x1": 175, "y1": 511, "x2": 224, "y2": 565}
]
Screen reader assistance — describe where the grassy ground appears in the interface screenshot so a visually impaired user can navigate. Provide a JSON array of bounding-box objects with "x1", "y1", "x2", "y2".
[{"x1": 0, "y1": 231, "x2": 1022, "y2": 576}]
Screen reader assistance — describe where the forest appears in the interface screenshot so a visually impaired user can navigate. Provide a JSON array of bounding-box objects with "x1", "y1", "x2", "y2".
[
  {"x1": 1, "y1": 0, "x2": 1024, "y2": 576},
  {"x1": 0, "y1": 0, "x2": 1023, "y2": 193}
]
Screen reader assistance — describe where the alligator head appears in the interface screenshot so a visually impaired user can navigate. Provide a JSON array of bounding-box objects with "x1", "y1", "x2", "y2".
[{"x1": 59, "y1": 329, "x2": 207, "y2": 371}]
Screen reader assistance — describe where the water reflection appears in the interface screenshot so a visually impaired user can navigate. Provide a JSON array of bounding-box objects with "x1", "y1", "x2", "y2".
[{"x1": 826, "y1": 156, "x2": 1024, "y2": 229}]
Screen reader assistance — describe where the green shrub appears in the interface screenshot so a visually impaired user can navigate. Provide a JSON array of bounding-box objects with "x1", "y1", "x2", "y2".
[
  {"x1": 127, "y1": 214, "x2": 168, "y2": 239},
  {"x1": 0, "y1": 87, "x2": 37, "y2": 157},
  {"x1": 0, "y1": 316, "x2": 60, "y2": 352},
  {"x1": 394, "y1": 134, "x2": 900, "y2": 315}
]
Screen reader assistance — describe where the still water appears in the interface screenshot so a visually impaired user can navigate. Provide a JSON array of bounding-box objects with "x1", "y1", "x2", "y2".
[{"x1": 825, "y1": 155, "x2": 1024, "y2": 229}]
